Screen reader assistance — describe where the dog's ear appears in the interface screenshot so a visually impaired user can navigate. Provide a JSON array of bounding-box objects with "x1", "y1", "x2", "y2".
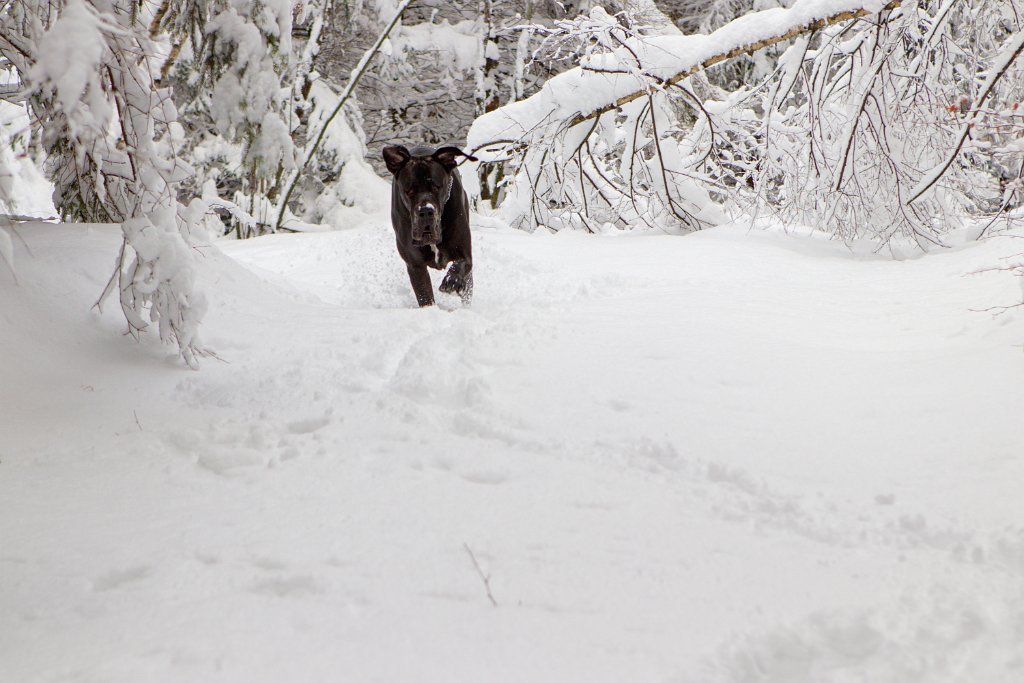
[
  {"x1": 433, "y1": 146, "x2": 479, "y2": 171},
  {"x1": 382, "y1": 145, "x2": 411, "y2": 174}
]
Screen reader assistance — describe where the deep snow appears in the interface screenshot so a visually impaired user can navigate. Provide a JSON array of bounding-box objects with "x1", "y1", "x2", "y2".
[{"x1": 2, "y1": 217, "x2": 1023, "y2": 682}]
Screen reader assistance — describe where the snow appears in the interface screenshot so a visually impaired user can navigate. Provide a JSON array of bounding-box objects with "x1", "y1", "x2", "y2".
[
  {"x1": 2, "y1": 215, "x2": 1024, "y2": 682},
  {"x1": 394, "y1": 20, "x2": 481, "y2": 73},
  {"x1": 0, "y1": 100, "x2": 57, "y2": 219},
  {"x1": 26, "y1": 0, "x2": 112, "y2": 142}
]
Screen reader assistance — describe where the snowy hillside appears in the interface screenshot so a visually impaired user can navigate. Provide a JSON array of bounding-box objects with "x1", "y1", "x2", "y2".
[{"x1": 3, "y1": 218, "x2": 1023, "y2": 682}]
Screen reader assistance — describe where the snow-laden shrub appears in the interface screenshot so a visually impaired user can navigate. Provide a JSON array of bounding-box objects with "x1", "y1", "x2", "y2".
[
  {"x1": 1, "y1": 0, "x2": 209, "y2": 366},
  {"x1": 283, "y1": 79, "x2": 388, "y2": 227},
  {"x1": 154, "y1": 0, "x2": 305, "y2": 236},
  {"x1": 101, "y1": 201, "x2": 210, "y2": 369},
  {"x1": 151, "y1": 0, "x2": 390, "y2": 236}
]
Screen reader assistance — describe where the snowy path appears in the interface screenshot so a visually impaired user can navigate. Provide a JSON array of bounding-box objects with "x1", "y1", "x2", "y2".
[{"x1": 2, "y1": 221, "x2": 1023, "y2": 682}]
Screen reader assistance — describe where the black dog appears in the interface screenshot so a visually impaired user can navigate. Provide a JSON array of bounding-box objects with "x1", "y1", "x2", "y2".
[{"x1": 382, "y1": 145, "x2": 478, "y2": 307}]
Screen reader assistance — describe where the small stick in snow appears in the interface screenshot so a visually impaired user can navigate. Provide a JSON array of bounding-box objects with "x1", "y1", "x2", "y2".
[
  {"x1": 134, "y1": 411, "x2": 143, "y2": 431},
  {"x1": 463, "y1": 542, "x2": 498, "y2": 607}
]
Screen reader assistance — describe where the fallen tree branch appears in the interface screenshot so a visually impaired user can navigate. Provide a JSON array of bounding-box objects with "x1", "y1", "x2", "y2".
[
  {"x1": 468, "y1": 0, "x2": 902, "y2": 158},
  {"x1": 564, "y1": 1, "x2": 903, "y2": 131}
]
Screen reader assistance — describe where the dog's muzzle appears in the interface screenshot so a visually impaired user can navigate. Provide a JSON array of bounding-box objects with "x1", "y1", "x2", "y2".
[{"x1": 412, "y1": 201, "x2": 441, "y2": 246}]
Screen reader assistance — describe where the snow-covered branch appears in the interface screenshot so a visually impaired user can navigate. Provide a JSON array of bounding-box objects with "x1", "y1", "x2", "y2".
[{"x1": 467, "y1": 0, "x2": 901, "y2": 159}]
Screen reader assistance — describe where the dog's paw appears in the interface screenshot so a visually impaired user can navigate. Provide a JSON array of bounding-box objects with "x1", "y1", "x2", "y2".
[
  {"x1": 440, "y1": 271, "x2": 473, "y2": 305},
  {"x1": 439, "y1": 272, "x2": 463, "y2": 294}
]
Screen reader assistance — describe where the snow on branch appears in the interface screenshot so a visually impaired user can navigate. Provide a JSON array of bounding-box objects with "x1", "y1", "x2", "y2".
[
  {"x1": 907, "y1": 27, "x2": 1024, "y2": 205},
  {"x1": 468, "y1": 0, "x2": 901, "y2": 159}
]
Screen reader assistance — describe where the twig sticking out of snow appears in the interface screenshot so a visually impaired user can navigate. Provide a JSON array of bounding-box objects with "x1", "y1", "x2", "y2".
[{"x1": 463, "y1": 543, "x2": 498, "y2": 607}]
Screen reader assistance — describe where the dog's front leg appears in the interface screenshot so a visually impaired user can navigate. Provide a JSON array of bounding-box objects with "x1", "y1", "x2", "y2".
[
  {"x1": 439, "y1": 257, "x2": 473, "y2": 303},
  {"x1": 406, "y1": 263, "x2": 435, "y2": 307}
]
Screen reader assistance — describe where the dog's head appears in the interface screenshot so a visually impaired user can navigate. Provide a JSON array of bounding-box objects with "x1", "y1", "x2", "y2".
[{"x1": 382, "y1": 145, "x2": 478, "y2": 247}]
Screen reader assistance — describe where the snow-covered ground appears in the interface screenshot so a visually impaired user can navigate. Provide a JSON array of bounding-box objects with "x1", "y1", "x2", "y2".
[{"x1": 2, "y1": 216, "x2": 1023, "y2": 682}]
